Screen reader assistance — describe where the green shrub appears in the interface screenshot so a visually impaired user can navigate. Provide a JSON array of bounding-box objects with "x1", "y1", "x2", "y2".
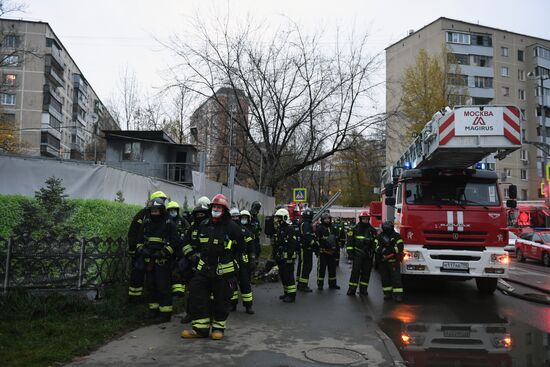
[
  {"x1": 0, "y1": 195, "x2": 25, "y2": 238},
  {"x1": 0, "y1": 195, "x2": 141, "y2": 240}
]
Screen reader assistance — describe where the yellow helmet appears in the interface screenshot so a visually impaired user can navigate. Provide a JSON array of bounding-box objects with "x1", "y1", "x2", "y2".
[
  {"x1": 150, "y1": 191, "x2": 168, "y2": 200},
  {"x1": 166, "y1": 201, "x2": 180, "y2": 210}
]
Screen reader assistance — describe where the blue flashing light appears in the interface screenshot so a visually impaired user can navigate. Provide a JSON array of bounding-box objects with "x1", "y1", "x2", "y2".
[
  {"x1": 403, "y1": 162, "x2": 412, "y2": 170},
  {"x1": 475, "y1": 162, "x2": 486, "y2": 170}
]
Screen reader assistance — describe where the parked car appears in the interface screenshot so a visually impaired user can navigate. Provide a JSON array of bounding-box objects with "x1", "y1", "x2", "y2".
[
  {"x1": 504, "y1": 232, "x2": 517, "y2": 255},
  {"x1": 515, "y1": 231, "x2": 550, "y2": 266}
]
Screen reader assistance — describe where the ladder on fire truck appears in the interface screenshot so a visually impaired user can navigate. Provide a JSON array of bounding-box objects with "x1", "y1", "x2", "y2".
[{"x1": 383, "y1": 105, "x2": 522, "y2": 184}]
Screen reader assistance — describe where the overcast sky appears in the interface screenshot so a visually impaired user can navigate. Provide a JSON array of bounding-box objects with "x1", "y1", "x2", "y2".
[{"x1": 14, "y1": 0, "x2": 550, "y2": 108}]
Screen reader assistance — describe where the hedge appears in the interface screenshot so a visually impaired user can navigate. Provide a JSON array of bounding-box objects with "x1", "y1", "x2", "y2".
[{"x1": 0, "y1": 195, "x2": 142, "y2": 239}]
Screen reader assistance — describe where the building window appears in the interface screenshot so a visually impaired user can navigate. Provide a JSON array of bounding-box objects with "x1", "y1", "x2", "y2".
[
  {"x1": 520, "y1": 109, "x2": 526, "y2": 120},
  {"x1": 522, "y1": 128, "x2": 526, "y2": 143},
  {"x1": 518, "y1": 89, "x2": 525, "y2": 100},
  {"x1": 1, "y1": 55, "x2": 19, "y2": 67},
  {"x1": 123, "y1": 142, "x2": 141, "y2": 161},
  {"x1": 521, "y1": 189, "x2": 527, "y2": 200},
  {"x1": 535, "y1": 46, "x2": 550, "y2": 60},
  {"x1": 447, "y1": 32, "x2": 470, "y2": 45},
  {"x1": 502, "y1": 86, "x2": 510, "y2": 96},
  {"x1": 518, "y1": 69, "x2": 525, "y2": 81},
  {"x1": 471, "y1": 55, "x2": 492, "y2": 67},
  {"x1": 2, "y1": 73, "x2": 16, "y2": 85},
  {"x1": 501, "y1": 67, "x2": 509, "y2": 77},
  {"x1": 517, "y1": 49, "x2": 524, "y2": 61},
  {"x1": 447, "y1": 73, "x2": 468, "y2": 86},
  {"x1": 471, "y1": 34, "x2": 492, "y2": 47},
  {"x1": 0, "y1": 93, "x2": 16, "y2": 105},
  {"x1": 474, "y1": 76, "x2": 493, "y2": 89},
  {"x1": 3, "y1": 35, "x2": 19, "y2": 48},
  {"x1": 521, "y1": 149, "x2": 528, "y2": 161},
  {"x1": 504, "y1": 188, "x2": 509, "y2": 199},
  {"x1": 448, "y1": 53, "x2": 469, "y2": 65},
  {"x1": 501, "y1": 47, "x2": 509, "y2": 57},
  {"x1": 521, "y1": 169, "x2": 527, "y2": 180},
  {"x1": 505, "y1": 168, "x2": 512, "y2": 177}
]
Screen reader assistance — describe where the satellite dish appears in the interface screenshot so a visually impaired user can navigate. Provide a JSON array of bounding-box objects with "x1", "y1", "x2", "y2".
[{"x1": 87, "y1": 113, "x2": 99, "y2": 124}]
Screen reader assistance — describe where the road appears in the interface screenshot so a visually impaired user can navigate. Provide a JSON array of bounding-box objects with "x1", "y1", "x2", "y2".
[{"x1": 68, "y1": 256, "x2": 549, "y2": 367}]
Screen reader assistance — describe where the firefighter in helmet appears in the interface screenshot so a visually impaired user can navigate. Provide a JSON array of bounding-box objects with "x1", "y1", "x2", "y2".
[
  {"x1": 181, "y1": 194, "x2": 245, "y2": 340},
  {"x1": 249, "y1": 201, "x2": 262, "y2": 256},
  {"x1": 272, "y1": 208, "x2": 298, "y2": 302},
  {"x1": 228, "y1": 208, "x2": 255, "y2": 314},
  {"x1": 316, "y1": 212, "x2": 341, "y2": 290},
  {"x1": 347, "y1": 210, "x2": 378, "y2": 296},
  {"x1": 179, "y1": 198, "x2": 211, "y2": 324},
  {"x1": 136, "y1": 196, "x2": 179, "y2": 322},
  {"x1": 375, "y1": 221, "x2": 404, "y2": 302},
  {"x1": 297, "y1": 208, "x2": 317, "y2": 292},
  {"x1": 127, "y1": 191, "x2": 168, "y2": 303},
  {"x1": 166, "y1": 201, "x2": 190, "y2": 298}
]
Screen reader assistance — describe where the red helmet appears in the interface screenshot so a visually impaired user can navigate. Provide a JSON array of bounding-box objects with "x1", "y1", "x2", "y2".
[
  {"x1": 359, "y1": 210, "x2": 370, "y2": 218},
  {"x1": 211, "y1": 194, "x2": 229, "y2": 210}
]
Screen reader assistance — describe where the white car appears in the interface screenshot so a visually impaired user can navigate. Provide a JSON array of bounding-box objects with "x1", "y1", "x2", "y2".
[{"x1": 504, "y1": 232, "x2": 517, "y2": 255}]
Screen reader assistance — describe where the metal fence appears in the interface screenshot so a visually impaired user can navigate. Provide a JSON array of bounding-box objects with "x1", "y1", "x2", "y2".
[{"x1": 0, "y1": 235, "x2": 128, "y2": 294}]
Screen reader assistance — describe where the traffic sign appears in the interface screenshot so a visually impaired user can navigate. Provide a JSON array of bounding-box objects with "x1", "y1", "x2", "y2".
[
  {"x1": 293, "y1": 188, "x2": 307, "y2": 202},
  {"x1": 546, "y1": 164, "x2": 550, "y2": 181}
]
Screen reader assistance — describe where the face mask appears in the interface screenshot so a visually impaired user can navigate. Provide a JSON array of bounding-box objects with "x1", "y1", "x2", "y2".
[
  {"x1": 212, "y1": 210, "x2": 223, "y2": 218},
  {"x1": 240, "y1": 219, "x2": 248, "y2": 225},
  {"x1": 169, "y1": 211, "x2": 178, "y2": 218}
]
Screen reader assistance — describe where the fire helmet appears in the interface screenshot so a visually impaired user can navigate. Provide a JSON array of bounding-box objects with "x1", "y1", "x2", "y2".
[
  {"x1": 275, "y1": 208, "x2": 292, "y2": 224},
  {"x1": 211, "y1": 194, "x2": 229, "y2": 210}
]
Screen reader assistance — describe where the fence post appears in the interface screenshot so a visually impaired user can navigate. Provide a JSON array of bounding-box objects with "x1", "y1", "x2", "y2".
[
  {"x1": 77, "y1": 237, "x2": 86, "y2": 289},
  {"x1": 3, "y1": 237, "x2": 12, "y2": 294}
]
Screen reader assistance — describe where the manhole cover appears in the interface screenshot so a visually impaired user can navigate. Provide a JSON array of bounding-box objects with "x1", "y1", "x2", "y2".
[{"x1": 304, "y1": 347, "x2": 366, "y2": 365}]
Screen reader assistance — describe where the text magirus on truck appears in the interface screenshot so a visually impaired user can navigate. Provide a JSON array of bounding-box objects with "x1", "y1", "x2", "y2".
[{"x1": 380, "y1": 105, "x2": 521, "y2": 294}]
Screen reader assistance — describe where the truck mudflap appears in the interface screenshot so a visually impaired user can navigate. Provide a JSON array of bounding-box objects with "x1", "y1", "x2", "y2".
[{"x1": 400, "y1": 245, "x2": 509, "y2": 278}]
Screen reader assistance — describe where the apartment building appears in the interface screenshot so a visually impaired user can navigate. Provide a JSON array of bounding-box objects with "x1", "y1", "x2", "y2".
[
  {"x1": 0, "y1": 19, "x2": 118, "y2": 160},
  {"x1": 189, "y1": 87, "x2": 250, "y2": 184},
  {"x1": 386, "y1": 17, "x2": 550, "y2": 200}
]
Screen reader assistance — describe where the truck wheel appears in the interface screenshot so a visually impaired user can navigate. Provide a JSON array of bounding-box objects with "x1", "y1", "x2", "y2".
[
  {"x1": 543, "y1": 252, "x2": 550, "y2": 267},
  {"x1": 516, "y1": 249, "x2": 525, "y2": 263},
  {"x1": 476, "y1": 278, "x2": 498, "y2": 295}
]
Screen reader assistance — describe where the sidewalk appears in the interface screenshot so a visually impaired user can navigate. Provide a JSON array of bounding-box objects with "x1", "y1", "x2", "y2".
[{"x1": 68, "y1": 260, "x2": 395, "y2": 366}]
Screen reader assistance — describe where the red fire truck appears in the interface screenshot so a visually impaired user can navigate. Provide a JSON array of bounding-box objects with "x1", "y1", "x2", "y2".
[
  {"x1": 369, "y1": 201, "x2": 383, "y2": 228},
  {"x1": 508, "y1": 201, "x2": 550, "y2": 233},
  {"x1": 381, "y1": 105, "x2": 521, "y2": 294}
]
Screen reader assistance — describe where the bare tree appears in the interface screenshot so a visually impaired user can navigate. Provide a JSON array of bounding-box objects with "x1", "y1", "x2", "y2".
[
  {"x1": 167, "y1": 16, "x2": 386, "y2": 193},
  {"x1": 166, "y1": 83, "x2": 194, "y2": 143},
  {"x1": 118, "y1": 65, "x2": 140, "y2": 130}
]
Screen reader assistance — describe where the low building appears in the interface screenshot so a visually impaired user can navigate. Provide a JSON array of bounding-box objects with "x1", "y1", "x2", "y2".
[{"x1": 104, "y1": 130, "x2": 197, "y2": 185}]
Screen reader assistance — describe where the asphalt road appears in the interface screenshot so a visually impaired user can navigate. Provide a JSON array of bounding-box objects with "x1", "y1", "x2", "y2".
[{"x1": 68, "y1": 255, "x2": 549, "y2": 367}]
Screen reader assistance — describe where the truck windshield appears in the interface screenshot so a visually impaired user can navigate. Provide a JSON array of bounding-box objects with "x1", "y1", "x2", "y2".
[{"x1": 405, "y1": 178, "x2": 500, "y2": 206}]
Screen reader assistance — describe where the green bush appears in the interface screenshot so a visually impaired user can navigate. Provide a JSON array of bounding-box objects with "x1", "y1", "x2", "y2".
[
  {"x1": 0, "y1": 195, "x2": 25, "y2": 238},
  {"x1": 0, "y1": 195, "x2": 141, "y2": 240}
]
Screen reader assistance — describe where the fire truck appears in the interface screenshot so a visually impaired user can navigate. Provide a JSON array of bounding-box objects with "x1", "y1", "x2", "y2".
[{"x1": 381, "y1": 105, "x2": 521, "y2": 294}]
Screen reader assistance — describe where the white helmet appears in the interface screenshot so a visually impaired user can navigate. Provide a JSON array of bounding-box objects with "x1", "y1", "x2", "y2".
[
  {"x1": 198, "y1": 196, "x2": 211, "y2": 207},
  {"x1": 230, "y1": 207, "x2": 240, "y2": 217},
  {"x1": 240, "y1": 209, "x2": 251, "y2": 217},
  {"x1": 275, "y1": 208, "x2": 292, "y2": 224}
]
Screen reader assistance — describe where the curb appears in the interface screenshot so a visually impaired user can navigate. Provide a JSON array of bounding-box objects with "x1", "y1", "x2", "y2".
[
  {"x1": 358, "y1": 295, "x2": 406, "y2": 367},
  {"x1": 497, "y1": 279, "x2": 550, "y2": 306},
  {"x1": 502, "y1": 277, "x2": 550, "y2": 295}
]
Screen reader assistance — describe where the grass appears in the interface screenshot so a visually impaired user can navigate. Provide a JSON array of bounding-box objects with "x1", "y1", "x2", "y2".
[{"x1": 0, "y1": 286, "x2": 169, "y2": 367}]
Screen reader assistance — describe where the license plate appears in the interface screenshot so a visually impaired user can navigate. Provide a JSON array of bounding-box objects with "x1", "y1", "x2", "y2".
[
  {"x1": 443, "y1": 329, "x2": 470, "y2": 338},
  {"x1": 442, "y1": 262, "x2": 469, "y2": 270}
]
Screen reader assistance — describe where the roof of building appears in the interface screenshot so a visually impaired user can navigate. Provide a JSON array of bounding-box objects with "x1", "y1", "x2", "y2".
[
  {"x1": 103, "y1": 130, "x2": 197, "y2": 150},
  {"x1": 385, "y1": 17, "x2": 550, "y2": 51}
]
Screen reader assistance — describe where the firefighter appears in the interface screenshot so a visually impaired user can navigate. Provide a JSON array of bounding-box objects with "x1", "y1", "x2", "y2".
[
  {"x1": 181, "y1": 194, "x2": 245, "y2": 340},
  {"x1": 249, "y1": 201, "x2": 262, "y2": 257},
  {"x1": 179, "y1": 199, "x2": 210, "y2": 325},
  {"x1": 316, "y1": 212, "x2": 341, "y2": 290},
  {"x1": 228, "y1": 209, "x2": 255, "y2": 314},
  {"x1": 127, "y1": 191, "x2": 168, "y2": 303},
  {"x1": 297, "y1": 208, "x2": 317, "y2": 292},
  {"x1": 347, "y1": 210, "x2": 378, "y2": 296},
  {"x1": 240, "y1": 210, "x2": 260, "y2": 270},
  {"x1": 272, "y1": 208, "x2": 298, "y2": 302},
  {"x1": 166, "y1": 201, "x2": 190, "y2": 298},
  {"x1": 136, "y1": 196, "x2": 179, "y2": 322},
  {"x1": 376, "y1": 221, "x2": 404, "y2": 302}
]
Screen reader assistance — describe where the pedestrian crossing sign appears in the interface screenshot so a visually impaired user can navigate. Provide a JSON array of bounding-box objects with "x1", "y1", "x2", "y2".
[{"x1": 293, "y1": 188, "x2": 307, "y2": 202}]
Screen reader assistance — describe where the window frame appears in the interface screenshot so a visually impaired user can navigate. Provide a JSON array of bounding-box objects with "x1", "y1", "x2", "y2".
[{"x1": 501, "y1": 47, "x2": 509, "y2": 57}]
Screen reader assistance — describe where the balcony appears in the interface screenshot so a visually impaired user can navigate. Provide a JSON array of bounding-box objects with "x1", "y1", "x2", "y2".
[
  {"x1": 467, "y1": 87, "x2": 495, "y2": 99},
  {"x1": 45, "y1": 66, "x2": 64, "y2": 88},
  {"x1": 48, "y1": 104, "x2": 63, "y2": 123},
  {"x1": 40, "y1": 131, "x2": 61, "y2": 157},
  {"x1": 40, "y1": 113, "x2": 61, "y2": 140},
  {"x1": 73, "y1": 75, "x2": 88, "y2": 96},
  {"x1": 75, "y1": 95, "x2": 87, "y2": 110},
  {"x1": 450, "y1": 64, "x2": 494, "y2": 78},
  {"x1": 448, "y1": 44, "x2": 493, "y2": 57},
  {"x1": 46, "y1": 46, "x2": 64, "y2": 70}
]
